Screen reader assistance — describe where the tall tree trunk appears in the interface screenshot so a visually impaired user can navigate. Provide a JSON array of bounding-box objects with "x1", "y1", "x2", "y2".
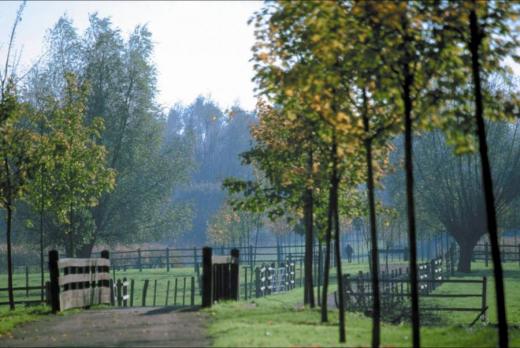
[
  {"x1": 40, "y1": 196, "x2": 44, "y2": 302},
  {"x1": 331, "y1": 133, "x2": 346, "y2": 343},
  {"x1": 304, "y1": 147, "x2": 315, "y2": 307},
  {"x1": 403, "y1": 66, "x2": 420, "y2": 348},
  {"x1": 362, "y1": 89, "x2": 380, "y2": 348},
  {"x1": 321, "y1": 151, "x2": 334, "y2": 323},
  {"x1": 469, "y1": 6, "x2": 508, "y2": 347},
  {"x1": 6, "y1": 204, "x2": 15, "y2": 310}
]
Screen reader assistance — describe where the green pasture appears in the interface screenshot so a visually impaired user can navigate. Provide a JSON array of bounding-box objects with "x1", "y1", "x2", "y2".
[{"x1": 207, "y1": 261, "x2": 520, "y2": 347}]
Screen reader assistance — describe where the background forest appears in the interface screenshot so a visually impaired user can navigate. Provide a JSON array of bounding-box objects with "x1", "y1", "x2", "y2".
[{"x1": 0, "y1": 14, "x2": 257, "y2": 266}]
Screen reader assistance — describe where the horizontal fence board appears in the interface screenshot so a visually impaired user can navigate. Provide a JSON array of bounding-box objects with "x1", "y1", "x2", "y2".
[
  {"x1": 421, "y1": 307, "x2": 483, "y2": 312},
  {"x1": 0, "y1": 300, "x2": 45, "y2": 306},
  {"x1": 0, "y1": 286, "x2": 44, "y2": 292},
  {"x1": 58, "y1": 258, "x2": 110, "y2": 268},
  {"x1": 59, "y1": 273, "x2": 111, "y2": 286}
]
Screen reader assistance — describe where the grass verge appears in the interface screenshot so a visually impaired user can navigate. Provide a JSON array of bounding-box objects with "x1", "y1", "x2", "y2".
[{"x1": 0, "y1": 305, "x2": 50, "y2": 338}]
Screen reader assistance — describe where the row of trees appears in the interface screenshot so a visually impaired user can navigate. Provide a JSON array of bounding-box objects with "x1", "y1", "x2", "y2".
[
  {"x1": 225, "y1": 1, "x2": 518, "y2": 347},
  {"x1": 166, "y1": 97, "x2": 256, "y2": 246},
  {"x1": 1, "y1": 7, "x2": 192, "y2": 309}
]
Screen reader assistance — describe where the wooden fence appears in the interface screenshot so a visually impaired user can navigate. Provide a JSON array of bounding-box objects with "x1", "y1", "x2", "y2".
[
  {"x1": 335, "y1": 253, "x2": 488, "y2": 324},
  {"x1": 48, "y1": 250, "x2": 112, "y2": 312},
  {"x1": 201, "y1": 247, "x2": 240, "y2": 308},
  {"x1": 473, "y1": 242, "x2": 520, "y2": 267}
]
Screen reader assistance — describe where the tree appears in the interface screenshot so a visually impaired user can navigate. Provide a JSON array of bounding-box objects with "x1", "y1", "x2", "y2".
[
  {"x1": 207, "y1": 202, "x2": 261, "y2": 247},
  {"x1": 224, "y1": 100, "x2": 327, "y2": 308},
  {"x1": 464, "y1": 3, "x2": 518, "y2": 345},
  {"x1": 0, "y1": 80, "x2": 38, "y2": 310},
  {"x1": 413, "y1": 124, "x2": 520, "y2": 272},
  {"x1": 0, "y1": 2, "x2": 37, "y2": 310},
  {"x1": 249, "y1": 2, "x2": 370, "y2": 341},
  {"x1": 24, "y1": 15, "x2": 193, "y2": 254},
  {"x1": 169, "y1": 99, "x2": 255, "y2": 247},
  {"x1": 27, "y1": 73, "x2": 115, "y2": 257}
]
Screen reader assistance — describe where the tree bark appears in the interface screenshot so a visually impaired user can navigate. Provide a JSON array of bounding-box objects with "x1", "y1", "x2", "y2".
[
  {"x1": 362, "y1": 89, "x2": 380, "y2": 348},
  {"x1": 304, "y1": 147, "x2": 315, "y2": 307},
  {"x1": 469, "y1": 5, "x2": 508, "y2": 347},
  {"x1": 6, "y1": 204, "x2": 15, "y2": 310},
  {"x1": 321, "y1": 149, "x2": 334, "y2": 323},
  {"x1": 403, "y1": 63, "x2": 420, "y2": 348},
  {"x1": 331, "y1": 133, "x2": 346, "y2": 343}
]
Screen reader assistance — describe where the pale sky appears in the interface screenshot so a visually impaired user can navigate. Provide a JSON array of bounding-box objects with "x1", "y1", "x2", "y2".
[
  {"x1": 1, "y1": 1, "x2": 517, "y2": 113},
  {"x1": 0, "y1": 1, "x2": 263, "y2": 111}
]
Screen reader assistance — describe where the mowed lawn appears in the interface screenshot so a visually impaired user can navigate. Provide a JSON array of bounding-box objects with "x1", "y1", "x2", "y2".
[{"x1": 206, "y1": 261, "x2": 520, "y2": 347}]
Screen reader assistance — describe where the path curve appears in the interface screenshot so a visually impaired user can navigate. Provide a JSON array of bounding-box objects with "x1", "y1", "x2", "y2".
[{"x1": 0, "y1": 306, "x2": 209, "y2": 347}]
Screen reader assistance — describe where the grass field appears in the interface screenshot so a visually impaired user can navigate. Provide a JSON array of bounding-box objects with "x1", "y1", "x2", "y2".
[{"x1": 206, "y1": 261, "x2": 520, "y2": 347}]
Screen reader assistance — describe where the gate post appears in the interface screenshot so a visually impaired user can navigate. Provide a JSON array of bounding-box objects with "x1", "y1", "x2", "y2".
[
  {"x1": 202, "y1": 247, "x2": 213, "y2": 308},
  {"x1": 255, "y1": 266, "x2": 261, "y2": 298},
  {"x1": 116, "y1": 279, "x2": 123, "y2": 306},
  {"x1": 484, "y1": 242, "x2": 489, "y2": 267},
  {"x1": 230, "y1": 248, "x2": 240, "y2": 301},
  {"x1": 48, "y1": 250, "x2": 60, "y2": 313},
  {"x1": 166, "y1": 248, "x2": 170, "y2": 272}
]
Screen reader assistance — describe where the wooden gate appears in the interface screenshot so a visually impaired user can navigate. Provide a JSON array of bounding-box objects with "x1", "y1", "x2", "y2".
[
  {"x1": 201, "y1": 247, "x2": 239, "y2": 307},
  {"x1": 48, "y1": 250, "x2": 112, "y2": 312}
]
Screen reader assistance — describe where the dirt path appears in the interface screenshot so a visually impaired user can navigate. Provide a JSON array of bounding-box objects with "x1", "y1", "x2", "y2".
[{"x1": 0, "y1": 306, "x2": 209, "y2": 347}]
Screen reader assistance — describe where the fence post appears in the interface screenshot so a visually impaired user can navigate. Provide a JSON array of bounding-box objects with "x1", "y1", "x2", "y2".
[
  {"x1": 482, "y1": 276, "x2": 487, "y2": 322},
  {"x1": 191, "y1": 276, "x2": 195, "y2": 306},
  {"x1": 130, "y1": 279, "x2": 135, "y2": 307},
  {"x1": 183, "y1": 277, "x2": 187, "y2": 306},
  {"x1": 202, "y1": 247, "x2": 213, "y2": 307},
  {"x1": 450, "y1": 245, "x2": 455, "y2": 276},
  {"x1": 153, "y1": 279, "x2": 158, "y2": 306},
  {"x1": 299, "y1": 258, "x2": 303, "y2": 287},
  {"x1": 230, "y1": 248, "x2": 240, "y2": 301},
  {"x1": 142, "y1": 279, "x2": 149, "y2": 306},
  {"x1": 249, "y1": 245, "x2": 254, "y2": 270},
  {"x1": 138, "y1": 248, "x2": 142, "y2": 272},
  {"x1": 174, "y1": 278, "x2": 178, "y2": 305},
  {"x1": 25, "y1": 265, "x2": 29, "y2": 297},
  {"x1": 48, "y1": 250, "x2": 60, "y2": 313},
  {"x1": 123, "y1": 278, "x2": 128, "y2": 307},
  {"x1": 101, "y1": 250, "x2": 114, "y2": 306},
  {"x1": 116, "y1": 279, "x2": 123, "y2": 306},
  {"x1": 484, "y1": 242, "x2": 489, "y2": 267},
  {"x1": 166, "y1": 248, "x2": 170, "y2": 272},
  {"x1": 193, "y1": 248, "x2": 198, "y2": 274},
  {"x1": 430, "y1": 259, "x2": 435, "y2": 292},
  {"x1": 518, "y1": 244, "x2": 520, "y2": 268},
  {"x1": 255, "y1": 267, "x2": 261, "y2": 298},
  {"x1": 245, "y1": 267, "x2": 249, "y2": 300}
]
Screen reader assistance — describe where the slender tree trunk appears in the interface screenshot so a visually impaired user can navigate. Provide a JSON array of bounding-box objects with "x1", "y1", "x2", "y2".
[
  {"x1": 362, "y1": 89, "x2": 380, "y2": 348},
  {"x1": 40, "y1": 195, "x2": 44, "y2": 302},
  {"x1": 403, "y1": 67, "x2": 420, "y2": 348},
  {"x1": 304, "y1": 147, "x2": 315, "y2": 307},
  {"x1": 321, "y1": 155, "x2": 334, "y2": 323},
  {"x1": 469, "y1": 6, "x2": 508, "y2": 347},
  {"x1": 6, "y1": 204, "x2": 15, "y2": 310},
  {"x1": 331, "y1": 133, "x2": 346, "y2": 343}
]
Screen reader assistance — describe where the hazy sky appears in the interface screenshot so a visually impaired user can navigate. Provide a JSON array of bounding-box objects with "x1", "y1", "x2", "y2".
[{"x1": 0, "y1": 1, "x2": 263, "y2": 111}]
